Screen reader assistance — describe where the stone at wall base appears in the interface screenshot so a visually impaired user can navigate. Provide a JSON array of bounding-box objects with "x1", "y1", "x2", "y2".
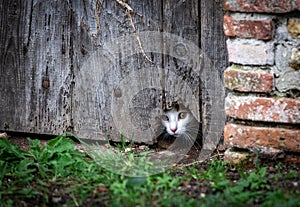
[{"x1": 224, "y1": 148, "x2": 255, "y2": 165}]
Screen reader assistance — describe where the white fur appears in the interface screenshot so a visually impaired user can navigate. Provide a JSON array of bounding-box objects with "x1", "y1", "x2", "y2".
[{"x1": 161, "y1": 108, "x2": 192, "y2": 136}]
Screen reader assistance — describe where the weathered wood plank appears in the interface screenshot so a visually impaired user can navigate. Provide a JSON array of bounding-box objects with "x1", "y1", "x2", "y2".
[
  {"x1": 0, "y1": 1, "x2": 26, "y2": 132},
  {"x1": 162, "y1": 0, "x2": 200, "y2": 120},
  {"x1": 73, "y1": 0, "x2": 164, "y2": 143},
  {"x1": 200, "y1": 0, "x2": 228, "y2": 148},
  {"x1": 0, "y1": 0, "x2": 94, "y2": 134}
]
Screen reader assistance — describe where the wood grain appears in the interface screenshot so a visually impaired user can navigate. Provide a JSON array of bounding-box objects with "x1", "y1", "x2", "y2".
[{"x1": 0, "y1": 0, "x2": 227, "y2": 144}]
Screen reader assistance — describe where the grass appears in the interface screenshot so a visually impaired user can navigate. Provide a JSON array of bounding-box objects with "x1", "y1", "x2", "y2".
[{"x1": 0, "y1": 135, "x2": 299, "y2": 207}]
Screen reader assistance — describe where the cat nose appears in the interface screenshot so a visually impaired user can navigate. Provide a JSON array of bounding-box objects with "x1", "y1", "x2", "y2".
[{"x1": 170, "y1": 127, "x2": 177, "y2": 133}]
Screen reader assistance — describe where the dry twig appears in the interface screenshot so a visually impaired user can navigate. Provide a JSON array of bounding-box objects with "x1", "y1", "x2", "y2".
[{"x1": 115, "y1": 0, "x2": 153, "y2": 63}]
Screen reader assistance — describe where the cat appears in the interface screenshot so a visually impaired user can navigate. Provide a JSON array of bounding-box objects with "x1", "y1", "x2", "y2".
[
  {"x1": 159, "y1": 102, "x2": 201, "y2": 149},
  {"x1": 161, "y1": 107, "x2": 192, "y2": 136}
]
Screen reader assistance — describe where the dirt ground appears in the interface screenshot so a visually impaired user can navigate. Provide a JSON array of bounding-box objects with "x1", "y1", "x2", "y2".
[
  {"x1": 7, "y1": 134, "x2": 300, "y2": 175},
  {"x1": 4, "y1": 134, "x2": 300, "y2": 206}
]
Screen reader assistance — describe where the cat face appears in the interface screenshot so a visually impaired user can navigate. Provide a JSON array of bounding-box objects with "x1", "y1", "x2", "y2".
[{"x1": 161, "y1": 108, "x2": 192, "y2": 136}]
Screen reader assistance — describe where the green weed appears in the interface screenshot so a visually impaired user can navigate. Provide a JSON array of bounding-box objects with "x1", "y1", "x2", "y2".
[{"x1": 0, "y1": 135, "x2": 299, "y2": 207}]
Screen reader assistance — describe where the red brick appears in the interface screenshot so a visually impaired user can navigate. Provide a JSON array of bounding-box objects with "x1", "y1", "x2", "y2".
[
  {"x1": 225, "y1": 96, "x2": 300, "y2": 123},
  {"x1": 227, "y1": 39, "x2": 274, "y2": 65},
  {"x1": 224, "y1": 123, "x2": 300, "y2": 152},
  {"x1": 224, "y1": 15, "x2": 273, "y2": 40},
  {"x1": 224, "y1": 0, "x2": 300, "y2": 13},
  {"x1": 224, "y1": 66, "x2": 274, "y2": 92}
]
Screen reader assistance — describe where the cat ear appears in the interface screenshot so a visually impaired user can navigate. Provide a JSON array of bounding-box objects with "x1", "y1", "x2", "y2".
[
  {"x1": 164, "y1": 101, "x2": 179, "y2": 111},
  {"x1": 166, "y1": 102, "x2": 173, "y2": 110}
]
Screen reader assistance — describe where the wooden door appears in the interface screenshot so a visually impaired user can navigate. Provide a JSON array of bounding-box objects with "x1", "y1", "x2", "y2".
[{"x1": 0, "y1": 0, "x2": 227, "y2": 145}]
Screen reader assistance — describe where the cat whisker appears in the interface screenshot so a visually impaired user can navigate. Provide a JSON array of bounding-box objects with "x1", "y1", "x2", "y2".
[
  {"x1": 185, "y1": 125, "x2": 200, "y2": 129},
  {"x1": 185, "y1": 129, "x2": 200, "y2": 134},
  {"x1": 182, "y1": 133, "x2": 196, "y2": 146},
  {"x1": 183, "y1": 131, "x2": 202, "y2": 149},
  {"x1": 186, "y1": 126, "x2": 201, "y2": 130}
]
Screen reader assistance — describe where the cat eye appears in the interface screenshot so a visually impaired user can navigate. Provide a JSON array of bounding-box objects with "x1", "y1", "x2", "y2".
[
  {"x1": 162, "y1": 115, "x2": 169, "y2": 121},
  {"x1": 178, "y1": 112, "x2": 187, "y2": 119}
]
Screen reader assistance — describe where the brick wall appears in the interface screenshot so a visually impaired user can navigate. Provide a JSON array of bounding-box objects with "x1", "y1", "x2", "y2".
[{"x1": 223, "y1": 0, "x2": 300, "y2": 154}]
